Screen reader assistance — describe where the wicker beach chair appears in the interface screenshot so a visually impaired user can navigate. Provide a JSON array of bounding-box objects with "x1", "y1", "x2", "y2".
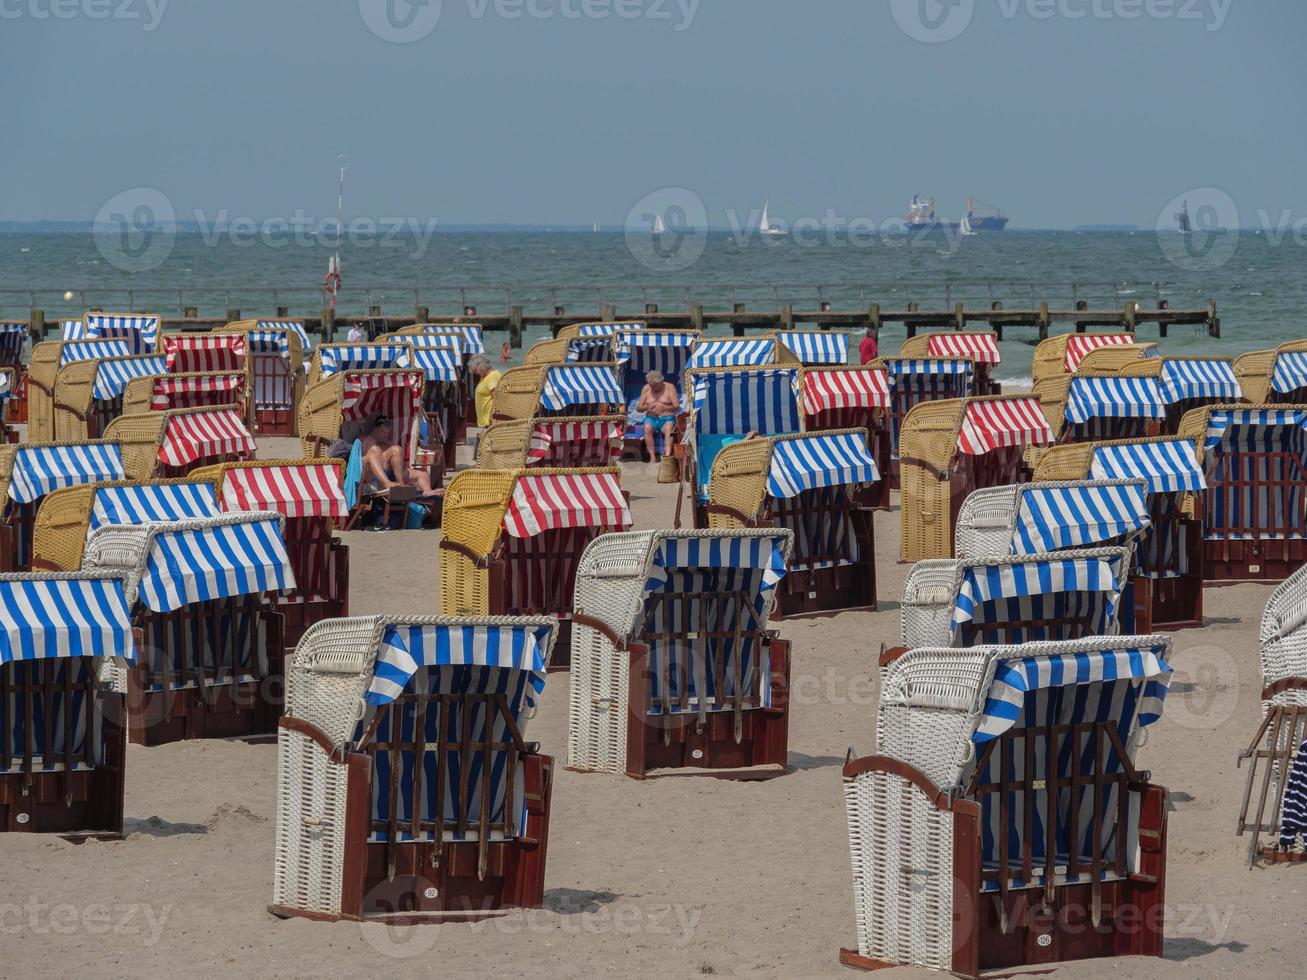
[
  {"x1": 26, "y1": 339, "x2": 136, "y2": 442},
  {"x1": 1233, "y1": 340, "x2": 1307, "y2": 407},
  {"x1": 901, "y1": 546, "x2": 1130, "y2": 649},
  {"x1": 841, "y1": 634, "x2": 1172, "y2": 975},
  {"x1": 496, "y1": 362, "x2": 624, "y2": 425},
  {"x1": 0, "y1": 440, "x2": 126, "y2": 572},
  {"x1": 1031, "y1": 332, "x2": 1141, "y2": 388},
  {"x1": 0, "y1": 572, "x2": 137, "y2": 838},
  {"x1": 104, "y1": 404, "x2": 257, "y2": 480},
  {"x1": 881, "y1": 356, "x2": 976, "y2": 488},
  {"x1": 52, "y1": 352, "x2": 169, "y2": 440},
  {"x1": 1034, "y1": 371, "x2": 1166, "y2": 447},
  {"x1": 390, "y1": 323, "x2": 485, "y2": 425},
  {"x1": 475, "y1": 416, "x2": 625, "y2": 469},
  {"x1": 798, "y1": 364, "x2": 893, "y2": 509},
  {"x1": 190, "y1": 459, "x2": 349, "y2": 649},
  {"x1": 1114, "y1": 355, "x2": 1244, "y2": 429},
  {"x1": 899, "y1": 395, "x2": 1056, "y2": 562},
  {"x1": 122, "y1": 370, "x2": 250, "y2": 424},
  {"x1": 1176, "y1": 403, "x2": 1307, "y2": 582},
  {"x1": 614, "y1": 327, "x2": 699, "y2": 460},
  {"x1": 708, "y1": 429, "x2": 879, "y2": 617},
  {"x1": 523, "y1": 337, "x2": 570, "y2": 365},
  {"x1": 685, "y1": 336, "x2": 783, "y2": 371},
  {"x1": 308, "y1": 341, "x2": 413, "y2": 386},
  {"x1": 568, "y1": 528, "x2": 794, "y2": 778},
  {"x1": 269, "y1": 615, "x2": 557, "y2": 921},
  {"x1": 1035, "y1": 437, "x2": 1207, "y2": 631},
  {"x1": 399, "y1": 338, "x2": 465, "y2": 472},
  {"x1": 77, "y1": 312, "x2": 161, "y2": 354},
  {"x1": 899, "y1": 330, "x2": 1002, "y2": 395},
  {"x1": 217, "y1": 320, "x2": 309, "y2": 435},
  {"x1": 770, "y1": 330, "x2": 849, "y2": 367},
  {"x1": 439, "y1": 466, "x2": 631, "y2": 669},
  {"x1": 0, "y1": 321, "x2": 29, "y2": 423},
  {"x1": 557, "y1": 321, "x2": 644, "y2": 342},
  {"x1": 80, "y1": 511, "x2": 294, "y2": 744}
]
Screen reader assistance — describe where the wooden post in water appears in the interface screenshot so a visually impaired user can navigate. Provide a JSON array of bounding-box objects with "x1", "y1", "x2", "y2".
[
  {"x1": 904, "y1": 302, "x2": 918, "y2": 339},
  {"x1": 1208, "y1": 299, "x2": 1221, "y2": 338},
  {"x1": 415, "y1": 306, "x2": 429, "y2": 323},
  {"x1": 1124, "y1": 301, "x2": 1137, "y2": 334},
  {"x1": 781, "y1": 303, "x2": 794, "y2": 330},
  {"x1": 599, "y1": 303, "x2": 616, "y2": 322},
  {"x1": 276, "y1": 306, "x2": 289, "y2": 318},
  {"x1": 1157, "y1": 299, "x2": 1169, "y2": 338},
  {"x1": 1037, "y1": 302, "x2": 1050, "y2": 341},
  {"x1": 1074, "y1": 299, "x2": 1088, "y2": 333},
  {"x1": 953, "y1": 303, "x2": 965, "y2": 331},
  {"x1": 509, "y1": 306, "x2": 524, "y2": 348},
  {"x1": 990, "y1": 301, "x2": 1003, "y2": 341},
  {"x1": 30, "y1": 308, "x2": 44, "y2": 341},
  {"x1": 184, "y1": 306, "x2": 198, "y2": 319},
  {"x1": 691, "y1": 304, "x2": 704, "y2": 334},
  {"x1": 226, "y1": 308, "x2": 240, "y2": 324},
  {"x1": 322, "y1": 307, "x2": 335, "y2": 343}
]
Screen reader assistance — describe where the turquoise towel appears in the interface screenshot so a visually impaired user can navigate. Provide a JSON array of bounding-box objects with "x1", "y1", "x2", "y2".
[{"x1": 343, "y1": 440, "x2": 363, "y2": 508}]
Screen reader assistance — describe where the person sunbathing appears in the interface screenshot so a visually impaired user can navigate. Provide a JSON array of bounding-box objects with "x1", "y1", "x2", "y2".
[
  {"x1": 636, "y1": 370, "x2": 679, "y2": 461},
  {"x1": 360, "y1": 415, "x2": 435, "y2": 495}
]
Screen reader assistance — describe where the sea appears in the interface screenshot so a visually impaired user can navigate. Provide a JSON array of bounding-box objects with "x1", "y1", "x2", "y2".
[{"x1": 2, "y1": 228, "x2": 1303, "y2": 385}]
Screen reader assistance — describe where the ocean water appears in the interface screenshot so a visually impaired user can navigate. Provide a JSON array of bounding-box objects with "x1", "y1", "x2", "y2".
[{"x1": 1, "y1": 229, "x2": 1302, "y2": 383}]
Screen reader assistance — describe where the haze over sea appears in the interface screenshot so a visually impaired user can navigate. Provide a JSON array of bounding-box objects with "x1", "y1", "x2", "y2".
[{"x1": 2, "y1": 227, "x2": 1302, "y2": 385}]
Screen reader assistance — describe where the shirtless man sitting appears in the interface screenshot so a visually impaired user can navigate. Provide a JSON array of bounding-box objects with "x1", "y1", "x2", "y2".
[
  {"x1": 360, "y1": 415, "x2": 434, "y2": 495},
  {"x1": 636, "y1": 370, "x2": 679, "y2": 461}
]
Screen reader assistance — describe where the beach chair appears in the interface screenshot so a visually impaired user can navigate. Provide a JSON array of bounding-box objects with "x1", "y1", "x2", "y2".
[
  {"x1": 77, "y1": 312, "x2": 161, "y2": 354},
  {"x1": 899, "y1": 330, "x2": 1003, "y2": 395},
  {"x1": 841, "y1": 634, "x2": 1172, "y2": 975},
  {"x1": 1034, "y1": 372, "x2": 1166, "y2": 446},
  {"x1": 390, "y1": 323, "x2": 485, "y2": 431},
  {"x1": 308, "y1": 341, "x2": 412, "y2": 386},
  {"x1": 557, "y1": 321, "x2": 644, "y2": 342},
  {"x1": 52, "y1": 352, "x2": 169, "y2": 440},
  {"x1": 522, "y1": 338, "x2": 571, "y2": 366},
  {"x1": 218, "y1": 320, "x2": 310, "y2": 435},
  {"x1": 708, "y1": 429, "x2": 879, "y2": 617},
  {"x1": 881, "y1": 356, "x2": 976, "y2": 488},
  {"x1": 899, "y1": 395, "x2": 1056, "y2": 561},
  {"x1": 0, "y1": 321, "x2": 29, "y2": 423},
  {"x1": 105, "y1": 405, "x2": 257, "y2": 480},
  {"x1": 80, "y1": 511, "x2": 294, "y2": 745},
  {"x1": 770, "y1": 330, "x2": 849, "y2": 367},
  {"x1": 1114, "y1": 355, "x2": 1244, "y2": 429},
  {"x1": 269, "y1": 615, "x2": 557, "y2": 921},
  {"x1": 440, "y1": 466, "x2": 631, "y2": 669},
  {"x1": 679, "y1": 364, "x2": 803, "y2": 529},
  {"x1": 798, "y1": 364, "x2": 893, "y2": 509},
  {"x1": 0, "y1": 369, "x2": 13, "y2": 442},
  {"x1": 1237, "y1": 564, "x2": 1307, "y2": 865},
  {"x1": 1030, "y1": 332, "x2": 1147, "y2": 388},
  {"x1": 490, "y1": 363, "x2": 624, "y2": 424},
  {"x1": 1035, "y1": 438, "x2": 1207, "y2": 631},
  {"x1": 121, "y1": 371, "x2": 250, "y2": 424},
  {"x1": 615, "y1": 327, "x2": 699, "y2": 460},
  {"x1": 1177, "y1": 403, "x2": 1307, "y2": 582},
  {"x1": 1234, "y1": 341, "x2": 1307, "y2": 406},
  {"x1": 26, "y1": 339, "x2": 135, "y2": 441},
  {"x1": 192, "y1": 459, "x2": 348, "y2": 649},
  {"x1": 0, "y1": 572, "x2": 136, "y2": 838},
  {"x1": 402, "y1": 337, "x2": 465, "y2": 472},
  {"x1": 475, "y1": 416, "x2": 625, "y2": 469},
  {"x1": 0, "y1": 440, "x2": 126, "y2": 572},
  {"x1": 685, "y1": 337, "x2": 783, "y2": 371},
  {"x1": 568, "y1": 528, "x2": 794, "y2": 778},
  {"x1": 901, "y1": 547, "x2": 1129, "y2": 648}
]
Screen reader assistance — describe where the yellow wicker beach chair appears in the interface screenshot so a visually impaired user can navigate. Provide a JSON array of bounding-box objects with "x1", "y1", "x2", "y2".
[
  {"x1": 1234, "y1": 350, "x2": 1278, "y2": 405},
  {"x1": 121, "y1": 370, "x2": 250, "y2": 423},
  {"x1": 297, "y1": 368, "x2": 425, "y2": 456},
  {"x1": 51, "y1": 353, "x2": 170, "y2": 441},
  {"x1": 490, "y1": 362, "x2": 623, "y2": 424},
  {"x1": 1030, "y1": 332, "x2": 1148, "y2": 387},
  {"x1": 216, "y1": 320, "x2": 308, "y2": 434},
  {"x1": 1074, "y1": 344, "x2": 1154, "y2": 374},
  {"x1": 475, "y1": 415, "x2": 625, "y2": 469},
  {"x1": 27, "y1": 339, "x2": 137, "y2": 442},
  {"x1": 1233, "y1": 340, "x2": 1307, "y2": 406},
  {"x1": 104, "y1": 404, "x2": 257, "y2": 480},
  {"x1": 1113, "y1": 354, "x2": 1245, "y2": 427},
  {"x1": 524, "y1": 337, "x2": 571, "y2": 365},
  {"x1": 899, "y1": 330, "x2": 1003, "y2": 394}
]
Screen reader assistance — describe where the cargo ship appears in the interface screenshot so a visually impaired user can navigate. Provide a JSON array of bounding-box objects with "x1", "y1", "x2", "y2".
[
  {"x1": 904, "y1": 195, "x2": 1010, "y2": 232},
  {"x1": 965, "y1": 196, "x2": 1010, "y2": 232}
]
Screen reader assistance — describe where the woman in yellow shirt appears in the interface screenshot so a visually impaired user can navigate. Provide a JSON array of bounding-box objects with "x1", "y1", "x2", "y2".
[{"x1": 469, "y1": 355, "x2": 503, "y2": 428}]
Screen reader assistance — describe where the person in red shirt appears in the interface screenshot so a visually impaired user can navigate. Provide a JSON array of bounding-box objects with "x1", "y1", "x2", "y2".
[{"x1": 858, "y1": 327, "x2": 880, "y2": 364}]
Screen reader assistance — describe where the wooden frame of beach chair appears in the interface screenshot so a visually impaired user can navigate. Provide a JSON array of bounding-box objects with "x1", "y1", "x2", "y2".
[
  {"x1": 797, "y1": 364, "x2": 893, "y2": 510},
  {"x1": 80, "y1": 512, "x2": 293, "y2": 746},
  {"x1": 215, "y1": 320, "x2": 309, "y2": 435},
  {"x1": 191, "y1": 459, "x2": 349, "y2": 650},
  {"x1": 1031, "y1": 332, "x2": 1144, "y2": 388},
  {"x1": 901, "y1": 546, "x2": 1130, "y2": 649},
  {"x1": 707, "y1": 429, "x2": 878, "y2": 618},
  {"x1": 269, "y1": 615, "x2": 557, "y2": 922},
  {"x1": 842, "y1": 635, "x2": 1172, "y2": 976},
  {"x1": 475, "y1": 416, "x2": 625, "y2": 469},
  {"x1": 881, "y1": 355, "x2": 977, "y2": 490},
  {"x1": 105, "y1": 404, "x2": 257, "y2": 481},
  {"x1": 899, "y1": 330, "x2": 1003, "y2": 395},
  {"x1": 1177, "y1": 403, "x2": 1307, "y2": 583},
  {"x1": 0, "y1": 322, "x2": 29, "y2": 424},
  {"x1": 567, "y1": 528, "x2": 794, "y2": 779},
  {"x1": 0, "y1": 572, "x2": 135, "y2": 839},
  {"x1": 26, "y1": 339, "x2": 137, "y2": 442},
  {"x1": 0, "y1": 440, "x2": 127, "y2": 573},
  {"x1": 52, "y1": 352, "x2": 170, "y2": 441},
  {"x1": 1234, "y1": 340, "x2": 1307, "y2": 407},
  {"x1": 121, "y1": 370, "x2": 251, "y2": 424},
  {"x1": 899, "y1": 395, "x2": 1056, "y2": 562},
  {"x1": 79, "y1": 311, "x2": 162, "y2": 354},
  {"x1": 1034, "y1": 438, "x2": 1207, "y2": 632},
  {"x1": 614, "y1": 327, "x2": 699, "y2": 461},
  {"x1": 1034, "y1": 371, "x2": 1165, "y2": 447},
  {"x1": 439, "y1": 466, "x2": 631, "y2": 671}
]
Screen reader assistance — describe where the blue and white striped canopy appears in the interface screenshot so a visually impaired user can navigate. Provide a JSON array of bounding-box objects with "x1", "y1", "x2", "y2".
[
  {"x1": 886, "y1": 358, "x2": 973, "y2": 377},
  {"x1": 0, "y1": 372, "x2": 8, "y2": 403},
  {"x1": 319, "y1": 344, "x2": 409, "y2": 376},
  {"x1": 82, "y1": 314, "x2": 159, "y2": 352},
  {"x1": 7, "y1": 444, "x2": 126, "y2": 504},
  {"x1": 687, "y1": 339, "x2": 775, "y2": 369},
  {"x1": 0, "y1": 322, "x2": 28, "y2": 335},
  {"x1": 616, "y1": 330, "x2": 697, "y2": 381},
  {"x1": 564, "y1": 337, "x2": 614, "y2": 363},
  {"x1": 255, "y1": 320, "x2": 311, "y2": 350},
  {"x1": 247, "y1": 330, "x2": 291, "y2": 360},
  {"x1": 1203, "y1": 407, "x2": 1307, "y2": 451},
  {"x1": 0, "y1": 577, "x2": 135, "y2": 664},
  {"x1": 538, "y1": 365, "x2": 622, "y2": 412},
  {"x1": 92, "y1": 355, "x2": 168, "y2": 400},
  {"x1": 425, "y1": 325, "x2": 484, "y2": 355},
  {"x1": 1090, "y1": 440, "x2": 1206, "y2": 494},
  {"x1": 366, "y1": 620, "x2": 552, "y2": 706},
  {"x1": 691, "y1": 367, "x2": 801, "y2": 435},
  {"x1": 60, "y1": 320, "x2": 85, "y2": 339},
  {"x1": 775, "y1": 331, "x2": 848, "y2": 366},
  {"x1": 1273, "y1": 352, "x2": 1307, "y2": 396},
  {"x1": 1064, "y1": 376, "x2": 1166, "y2": 424},
  {"x1": 574, "y1": 323, "x2": 628, "y2": 338},
  {"x1": 136, "y1": 517, "x2": 294, "y2": 613},
  {"x1": 644, "y1": 533, "x2": 791, "y2": 596},
  {"x1": 1011, "y1": 482, "x2": 1150, "y2": 556},
  {"x1": 60, "y1": 340, "x2": 132, "y2": 367},
  {"x1": 953, "y1": 556, "x2": 1121, "y2": 632},
  {"x1": 408, "y1": 346, "x2": 461, "y2": 383},
  {"x1": 973, "y1": 642, "x2": 1171, "y2": 743},
  {"x1": 767, "y1": 432, "x2": 879, "y2": 498},
  {"x1": 1160, "y1": 359, "x2": 1241, "y2": 404},
  {"x1": 89, "y1": 483, "x2": 220, "y2": 534},
  {"x1": 618, "y1": 329, "x2": 697, "y2": 355},
  {"x1": 405, "y1": 334, "x2": 463, "y2": 358}
]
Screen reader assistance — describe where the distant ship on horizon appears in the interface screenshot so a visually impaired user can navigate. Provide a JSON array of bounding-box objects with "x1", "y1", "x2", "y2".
[{"x1": 905, "y1": 195, "x2": 1010, "y2": 232}]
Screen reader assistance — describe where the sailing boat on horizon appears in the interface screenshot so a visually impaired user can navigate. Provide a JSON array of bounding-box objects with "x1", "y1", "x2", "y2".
[
  {"x1": 960, "y1": 212, "x2": 976, "y2": 237},
  {"x1": 652, "y1": 212, "x2": 666, "y2": 235},
  {"x1": 759, "y1": 201, "x2": 785, "y2": 237}
]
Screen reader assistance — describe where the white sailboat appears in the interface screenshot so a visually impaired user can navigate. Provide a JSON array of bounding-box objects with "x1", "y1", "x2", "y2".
[
  {"x1": 760, "y1": 201, "x2": 785, "y2": 237},
  {"x1": 652, "y1": 212, "x2": 666, "y2": 235},
  {"x1": 960, "y1": 212, "x2": 976, "y2": 237}
]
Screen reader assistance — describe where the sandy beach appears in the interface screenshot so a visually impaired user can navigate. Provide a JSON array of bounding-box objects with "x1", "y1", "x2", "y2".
[{"x1": 0, "y1": 430, "x2": 1292, "y2": 980}]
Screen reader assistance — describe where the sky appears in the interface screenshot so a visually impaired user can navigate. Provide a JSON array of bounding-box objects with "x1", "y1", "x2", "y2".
[{"x1": 2, "y1": 0, "x2": 1304, "y2": 229}]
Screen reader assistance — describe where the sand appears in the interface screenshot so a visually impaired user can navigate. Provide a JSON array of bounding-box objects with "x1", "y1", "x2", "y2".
[{"x1": 2, "y1": 436, "x2": 1297, "y2": 979}]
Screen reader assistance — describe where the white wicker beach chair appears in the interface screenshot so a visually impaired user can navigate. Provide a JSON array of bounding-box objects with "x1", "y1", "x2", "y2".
[
  {"x1": 567, "y1": 528, "x2": 794, "y2": 778},
  {"x1": 901, "y1": 546, "x2": 1131, "y2": 649},
  {"x1": 270, "y1": 615, "x2": 557, "y2": 922},
  {"x1": 842, "y1": 634, "x2": 1174, "y2": 975}
]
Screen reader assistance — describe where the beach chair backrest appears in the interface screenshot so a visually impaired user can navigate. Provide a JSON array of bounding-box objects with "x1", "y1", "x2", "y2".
[
  {"x1": 313, "y1": 343, "x2": 411, "y2": 384},
  {"x1": 1053, "y1": 373, "x2": 1166, "y2": 441},
  {"x1": 614, "y1": 328, "x2": 698, "y2": 396},
  {"x1": 1271, "y1": 349, "x2": 1307, "y2": 403},
  {"x1": 83, "y1": 313, "x2": 161, "y2": 353},
  {"x1": 1120, "y1": 356, "x2": 1242, "y2": 409},
  {"x1": 53, "y1": 354, "x2": 169, "y2": 438},
  {"x1": 162, "y1": 333, "x2": 247, "y2": 374},
  {"x1": 536, "y1": 363, "x2": 623, "y2": 417},
  {"x1": 798, "y1": 365, "x2": 889, "y2": 432},
  {"x1": 686, "y1": 338, "x2": 776, "y2": 370},
  {"x1": 686, "y1": 366, "x2": 802, "y2": 501},
  {"x1": 121, "y1": 371, "x2": 247, "y2": 417},
  {"x1": 957, "y1": 479, "x2": 1151, "y2": 560},
  {"x1": 772, "y1": 330, "x2": 849, "y2": 366},
  {"x1": 104, "y1": 405, "x2": 256, "y2": 479},
  {"x1": 523, "y1": 338, "x2": 569, "y2": 366}
]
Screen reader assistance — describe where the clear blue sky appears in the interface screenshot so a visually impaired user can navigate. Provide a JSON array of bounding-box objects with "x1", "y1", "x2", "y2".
[{"x1": 3, "y1": 0, "x2": 1301, "y2": 228}]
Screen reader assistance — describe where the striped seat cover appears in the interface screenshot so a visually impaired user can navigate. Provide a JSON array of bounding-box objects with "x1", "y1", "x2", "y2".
[
  {"x1": 319, "y1": 345, "x2": 410, "y2": 376},
  {"x1": 527, "y1": 420, "x2": 623, "y2": 465},
  {"x1": 82, "y1": 314, "x2": 160, "y2": 353},
  {"x1": 150, "y1": 373, "x2": 244, "y2": 410},
  {"x1": 1273, "y1": 351, "x2": 1307, "y2": 396},
  {"x1": 408, "y1": 346, "x2": 461, "y2": 383},
  {"x1": 60, "y1": 340, "x2": 132, "y2": 367},
  {"x1": 338, "y1": 371, "x2": 425, "y2": 431},
  {"x1": 691, "y1": 367, "x2": 802, "y2": 500},
  {"x1": 1090, "y1": 440, "x2": 1206, "y2": 494},
  {"x1": 1010, "y1": 481, "x2": 1150, "y2": 556},
  {"x1": 801, "y1": 367, "x2": 889, "y2": 415},
  {"x1": 1201, "y1": 408, "x2": 1307, "y2": 540},
  {"x1": 957, "y1": 398, "x2": 1054, "y2": 455},
  {"x1": 767, "y1": 432, "x2": 879, "y2": 498},
  {"x1": 424, "y1": 325, "x2": 484, "y2": 355},
  {"x1": 254, "y1": 320, "x2": 311, "y2": 351},
  {"x1": 564, "y1": 337, "x2": 615, "y2": 363},
  {"x1": 218, "y1": 463, "x2": 346, "y2": 519},
  {"x1": 502, "y1": 471, "x2": 630, "y2": 538},
  {"x1": 88, "y1": 483, "x2": 220, "y2": 534},
  {"x1": 6, "y1": 444, "x2": 126, "y2": 504}
]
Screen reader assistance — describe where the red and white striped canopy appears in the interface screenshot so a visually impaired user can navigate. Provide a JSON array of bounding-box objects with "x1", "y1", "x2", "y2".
[
  {"x1": 159, "y1": 408, "x2": 257, "y2": 467},
  {"x1": 220, "y1": 463, "x2": 346, "y2": 519},
  {"x1": 339, "y1": 370, "x2": 425, "y2": 422},
  {"x1": 1064, "y1": 334, "x2": 1133, "y2": 372},
  {"x1": 527, "y1": 420, "x2": 624, "y2": 463},
  {"x1": 957, "y1": 398, "x2": 1054, "y2": 456},
  {"x1": 926, "y1": 333, "x2": 1001, "y2": 364},
  {"x1": 164, "y1": 334, "x2": 247, "y2": 373},
  {"x1": 801, "y1": 367, "x2": 890, "y2": 414},
  {"x1": 502, "y1": 472, "x2": 631, "y2": 538},
  {"x1": 150, "y1": 373, "x2": 244, "y2": 409}
]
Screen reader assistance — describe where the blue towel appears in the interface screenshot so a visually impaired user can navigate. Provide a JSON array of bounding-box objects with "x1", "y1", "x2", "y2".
[{"x1": 343, "y1": 440, "x2": 363, "y2": 508}]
